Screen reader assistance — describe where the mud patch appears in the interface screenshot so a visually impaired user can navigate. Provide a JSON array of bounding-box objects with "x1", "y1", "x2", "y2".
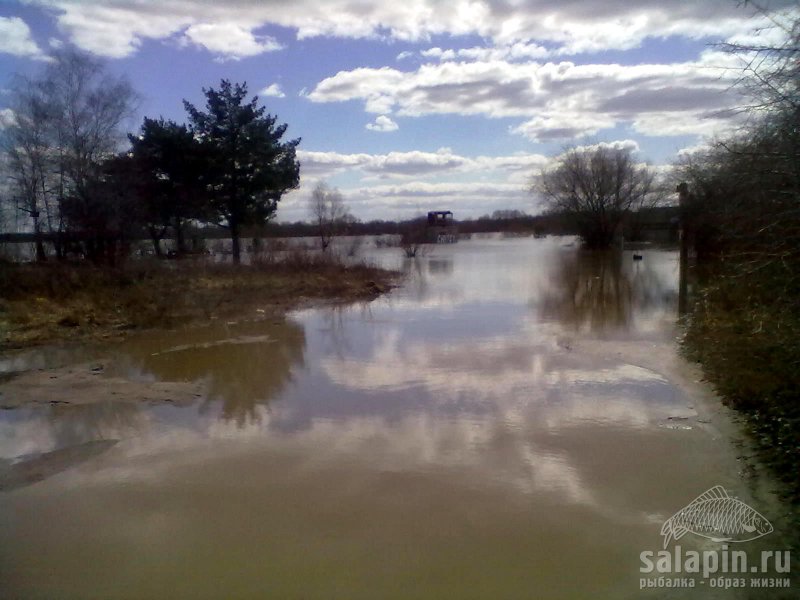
[{"x1": 0, "y1": 360, "x2": 205, "y2": 409}]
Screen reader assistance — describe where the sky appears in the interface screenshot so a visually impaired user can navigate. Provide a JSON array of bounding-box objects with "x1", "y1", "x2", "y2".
[{"x1": 0, "y1": 0, "x2": 796, "y2": 223}]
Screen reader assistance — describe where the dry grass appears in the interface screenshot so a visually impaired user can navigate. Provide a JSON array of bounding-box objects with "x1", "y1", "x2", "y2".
[
  {"x1": 683, "y1": 264, "x2": 800, "y2": 525},
  {"x1": 0, "y1": 252, "x2": 397, "y2": 349}
]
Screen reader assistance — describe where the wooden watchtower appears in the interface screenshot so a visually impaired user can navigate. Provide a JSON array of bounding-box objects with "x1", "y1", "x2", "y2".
[{"x1": 426, "y1": 211, "x2": 458, "y2": 243}]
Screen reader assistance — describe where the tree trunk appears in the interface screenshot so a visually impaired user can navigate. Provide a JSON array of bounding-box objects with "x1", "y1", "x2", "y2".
[
  {"x1": 33, "y1": 231, "x2": 47, "y2": 262},
  {"x1": 34, "y1": 239, "x2": 47, "y2": 262},
  {"x1": 175, "y1": 218, "x2": 187, "y2": 254},
  {"x1": 149, "y1": 231, "x2": 163, "y2": 257},
  {"x1": 53, "y1": 232, "x2": 65, "y2": 261},
  {"x1": 678, "y1": 182, "x2": 691, "y2": 315},
  {"x1": 231, "y1": 222, "x2": 241, "y2": 265}
]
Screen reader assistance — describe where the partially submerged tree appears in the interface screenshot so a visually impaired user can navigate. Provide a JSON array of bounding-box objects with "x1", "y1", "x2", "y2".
[
  {"x1": 400, "y1": 216, "x2": 428, "y2": 258},
  {"x1": 184, "y1": 80, "x2": 300, "y2": 264},
  {"x1": 533, "y1": 144, "x2": 657, "y2": 248},
  {"x1": 309, "y1": 181, "x2": 351, "y2": 251}
]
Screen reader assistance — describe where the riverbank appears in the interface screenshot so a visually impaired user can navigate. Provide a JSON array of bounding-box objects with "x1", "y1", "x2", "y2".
[
  {"x1": 682, "y1": 265, "x2": 800, "y2": 539},
  {"x1": 0, "y1": 253, "x2": 397, "y2": 350}
]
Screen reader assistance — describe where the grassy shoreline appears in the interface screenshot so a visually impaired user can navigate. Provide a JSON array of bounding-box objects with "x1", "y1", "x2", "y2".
[
  {"x1": 0, "y1": 253, "x2": 398, "y2": 350},
  {"x1": 681, "y1": 266, "x2": 800, "y2": 543}
]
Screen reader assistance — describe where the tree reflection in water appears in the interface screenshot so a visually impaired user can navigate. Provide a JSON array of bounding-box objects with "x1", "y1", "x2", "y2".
[
  {"x1": 113, "y1": 319, "x2": 306, "y2": 427},
  {"x1": 539, "y1": 250, "x2": 675, "y2": 335},
  {"x1": 428, "y1": 257, "x2": 454, "y2": 276}
]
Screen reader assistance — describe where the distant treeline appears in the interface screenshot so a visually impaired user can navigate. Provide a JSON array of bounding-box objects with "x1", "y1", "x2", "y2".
[
  {"x1": 256, "y1": 206, "x2": 677, "y2": 239},
  {"x1": 258, "y1": 211, "x2": 568, "y2": 239},
  {"x1": 0, "y1": 212, "x2": 564, "y2": 244},
  {"x1": 1, "y1": 206, "x2": 683, "y2": 247},
  {"x1": 174, "y1": 206, "x2": 679, "y2": 241}
]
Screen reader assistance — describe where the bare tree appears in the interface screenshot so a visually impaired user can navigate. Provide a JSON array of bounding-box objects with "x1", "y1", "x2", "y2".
[
  {"x1": 1, "y1": 78, "x2": 56, "y2": 261},
  {"x1": 400, "y1": 216, "x2": 428, "y2": 258},
  {"x1": 47, "y1": 49, "x2": 138, "y2": 262},
  {"x1": 309, "y1": 181, "x2": 350, "y2": 251},
  {"x1": 0, "y1": 152, "x2": 12, "y2": 235},
  {"x1": 533, "y1": 144, "x2": 657, "y2": 248},
  {"x1": 716, "y1": 2, "x2": 799, "y2": 115},
  {"x1": 1, "y1": 48, "x2": 138, "y2": 262},
  {"x1": 676, "y1": 4, "x2": 800, "y2": 271}
]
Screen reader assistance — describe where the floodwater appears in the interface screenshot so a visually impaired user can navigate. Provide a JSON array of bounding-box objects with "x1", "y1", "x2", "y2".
[{"x1": 0, "y1": 236, "x2": 790, "y2": 598}]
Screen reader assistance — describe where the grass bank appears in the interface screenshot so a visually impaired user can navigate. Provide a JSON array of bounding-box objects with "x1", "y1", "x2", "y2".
[
  {"x1": 682, "y1": 264, "x2": 800, "y2": 526},
  {"x1": 0, "y1": 251, "x2": 397, "y2": 350}
]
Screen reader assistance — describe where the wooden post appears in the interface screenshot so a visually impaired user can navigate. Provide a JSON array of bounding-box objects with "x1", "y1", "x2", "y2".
[{"x1": 677, "y1": 183, "x2": 690, "y2": 315}]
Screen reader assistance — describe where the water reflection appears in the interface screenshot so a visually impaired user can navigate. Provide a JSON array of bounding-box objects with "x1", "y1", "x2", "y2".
[
  {"x1": 427, "y1": 256, "x2": 454, "y2": 276},
  {"x1": 110, "y1": 319, "x2": 306, "y2": 427},
  {"x1": 0, "y1": 237, "x2": 769, "y2": 599},
  {"x1": 539, "y1": 249, "x2": 678, "y2": 337},
  {"x1": 46, "y1": 402, "x2": 145, "y2": 446},
  {"x1": 0, "y1": 439, "x2": 118, "y2": 492}
]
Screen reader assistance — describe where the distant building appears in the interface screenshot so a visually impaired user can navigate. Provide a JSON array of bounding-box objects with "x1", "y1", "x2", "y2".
[{"x1": 426, "y1": 211, "x2": 458, "y2": 243}]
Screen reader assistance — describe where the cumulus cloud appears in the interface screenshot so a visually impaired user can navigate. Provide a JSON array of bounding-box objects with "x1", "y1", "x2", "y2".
[
  {"x1": 573, "y1": 139, "x2": 641, "y2": 153},
  {"x1": 0, "y1": 16, "x2": 44, "y2": 59},
  {"x1": 183, "y1": 23, "x2": 282, "y2": 59},
  {"x1": 676, "y1": 141, "x2": 713, "y2": 158},
  {"x1": 420, "y1": 42, "x2": 551, "y2": 63},
  {"x1": 354, "y1": 180, "x2": 524, "y2": 199},
  {"x1": 512, "y1": 113, "x2": 617, "y2": 142},
  {"x1": 16, "y1": 0, "x2": 792, "y2": 141},
  {"x1": 365, "y1": 115, "x2": 399, "y2": 132},
  {"x1": 281, "y1": 146, "x2": 559, "y2": 221},
  {"x1": 309, "y1": 57, "x2": 749, "y2": 139},
  {"x1": 367, "y1": 148, "x2": 466, "y2": 174},
  {"x1": 631, "y1": 111, "x2": 740, "y2": 138},
  {"x1": 421, "y1": 47, "x2": 457, "y2": 61},
  {"x1": 297, "y1": 148, "x2": 548, "y2": 181},
  {"x1": 45, "y1": 2, "x2": 189, "y2": 59},
  {"x1": 25, "y1": 0, "x2": 797, "y2": 58},
  {"x1": 308, "y1": 66, "x2": 403, "y2": 114},
  {"x1": 278, "y1": 178, "x2": 538, "y2": 222},
  {"x1": 543, "y1": 140, "x2": 644, "y2": 163},
  {"x1": 260, "y1": 83, "x2": 286, "y2": 98},
  {"x1": 296, "y1": 150, "x2": 374, "y2": 178}
]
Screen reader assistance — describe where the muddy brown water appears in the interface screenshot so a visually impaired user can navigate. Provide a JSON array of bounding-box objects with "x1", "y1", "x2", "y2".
[{"x1": 0, "y1": 236, "x2": 792, "y2": 598}]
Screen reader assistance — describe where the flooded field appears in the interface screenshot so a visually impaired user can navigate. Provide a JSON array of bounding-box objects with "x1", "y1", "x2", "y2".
[{"x1": 0, "y1": 236, "x2": 790, "y2": 598}]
